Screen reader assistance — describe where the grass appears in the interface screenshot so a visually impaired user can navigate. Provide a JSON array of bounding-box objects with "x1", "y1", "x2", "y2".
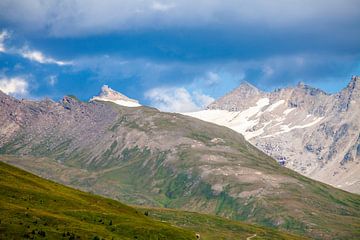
[
  {"x1": 0, "y1": 161, "x2": 306, "y2": 239},
  {"x1": 0, "y1": 161, "x2": 195, "y2": 239},
  {"x1": 136, "y1": 207, "x2": 307, "y2": 240}
]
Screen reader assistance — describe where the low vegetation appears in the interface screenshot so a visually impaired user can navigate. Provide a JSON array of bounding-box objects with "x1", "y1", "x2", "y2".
[{"x1": 0, "y1": 161, "x2": 305, "y2": 239}]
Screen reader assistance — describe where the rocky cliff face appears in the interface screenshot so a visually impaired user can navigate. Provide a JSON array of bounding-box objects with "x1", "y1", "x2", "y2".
[
  {"x1": 185, "y1": 76, "x2": 360, "y2": 194},
  {"x1": 0, "y1": 88, "x2": 359, "y2": 239}
]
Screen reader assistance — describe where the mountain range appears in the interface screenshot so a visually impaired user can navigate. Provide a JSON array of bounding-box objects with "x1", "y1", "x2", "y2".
[
  {"x1": 186, "y1": 76, "x2": 360, "y2": 194},
  {"x1": 0, "y1": 86, "x2": 359, "y2": 239}
]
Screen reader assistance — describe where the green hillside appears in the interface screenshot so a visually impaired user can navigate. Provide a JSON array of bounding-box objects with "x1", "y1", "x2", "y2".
[
  {"x1": 135, "y1": 207, "x2": 307, "y2": 240},
  {"x1": 0, "y1": 161, "x2": 195, "y2": 239},
  {"x1": 0, "y1": 161, "x2": 305, "y2": 239}
]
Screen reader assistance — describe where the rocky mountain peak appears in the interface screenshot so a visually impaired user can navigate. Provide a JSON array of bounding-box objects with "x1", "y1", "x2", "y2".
[
  {"x1": 348, "y1": 75, "x2": 360, "y2": 92},
  {"x1": 98, "y1": 85, "x2": 132, "y2": 101},
  {"x1": 60, "y1": 95, "x2": 83, "y2": 111},
  {"x1": 188, "y1": 76, "x2": 360, "y2": 193},
  {"x1": 293, "y1": 81, "x2": 326, "y2": 96},
  {"x1": 206, "y1": 81, "x2": 264, "y2": 111},
  {"x1": 235, "y1": 81, "x2": 261, "y2": 95},
  {"x1": 90, "y1": 85, "x2": 141, "y2": 107},
  {"x1": 333, "y1": 75, "x2": 360, "y2": 112},
  {"x1": 296, "y1": 81, "x2": 306, "y2": 88}
]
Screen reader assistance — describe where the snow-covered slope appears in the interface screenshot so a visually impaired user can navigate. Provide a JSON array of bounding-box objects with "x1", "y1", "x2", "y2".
[
  {"x1": 184, "y1": 76, "x2": 360, "y2": 194},
  {"x1": 186, "y1": 97, "x2": 324, "y2": 140},
  {"x1": 90, "y1": 85, "x2": 141, "y2": 107}
]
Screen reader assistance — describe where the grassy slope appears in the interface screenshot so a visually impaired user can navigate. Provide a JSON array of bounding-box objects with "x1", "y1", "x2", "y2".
[
  {"x1": 0, "y1": 161, "x2": 305, "y2": 240},
  {"x1": 136, "y1": 207, "x2": 307, "y2": 240},
  {"x1": 0, "y1": 161, "x2": 194, "y2": 240}
]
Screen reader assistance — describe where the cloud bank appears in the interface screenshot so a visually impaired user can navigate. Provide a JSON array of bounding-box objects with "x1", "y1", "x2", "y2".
[
  {"x1": 1, "y1": 0, "x2": 359, "y2": 37},
  {"x1": 145, "y1": 87, "x2": 214, "y2": 112}
]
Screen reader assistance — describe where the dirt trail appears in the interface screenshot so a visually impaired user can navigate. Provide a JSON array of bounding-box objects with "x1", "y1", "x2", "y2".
[{"x1": 246, "y1": 234, "x2": 257, "y2": 240}]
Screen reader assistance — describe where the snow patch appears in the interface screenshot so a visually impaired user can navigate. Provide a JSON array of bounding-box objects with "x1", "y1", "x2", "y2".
[
  {"x1": 265, "y1": 100, "x2": 285, "y2": 112},
  {"x1": 279, "y1": 117, "x2": 324, "y2": 133},
  {"x1": 184, "y1": 98, "x2": 270, "y2": 140},
  {"x1": 92, "y1": 97, "x2": 141, "y2": 107},
  {"x1": 90, "y1": 85, "x2": 141, "y2": 107},
  {"x1": 283, "y1": 108, "x2": 295, "y2": 115}
]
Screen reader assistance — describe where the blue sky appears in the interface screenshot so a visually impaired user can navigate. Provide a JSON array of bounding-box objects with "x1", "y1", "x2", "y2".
[{"x1": 0, "y1": 0, "x2": 359, "y2": 112}]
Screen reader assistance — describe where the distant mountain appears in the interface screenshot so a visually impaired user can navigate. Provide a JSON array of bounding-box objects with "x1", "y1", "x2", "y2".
[
  {"x1": 185, "y1": 76, "x2": 360, "y2": 194},
  {"x1": 0, "y1": 88, "x2": 359, "y2": 239},
  {"x1": 91, "y1": 85, "x2": 141, "y2": 107}
]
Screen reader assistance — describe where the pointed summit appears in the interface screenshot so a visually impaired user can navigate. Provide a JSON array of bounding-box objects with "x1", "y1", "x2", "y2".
[
  {"x1": 229, "y1": 81, "x2": 262, "y2": 99},
  {"x1": 296, "y1": 81, "x2": 306, "y2": 88},
  {"x1": 236, "y1": 81, "x2": 260, "y2": 93},
  {"x1": 348, "y1": 75, "x2": 360, "y2": 91},
  {"x1": 206, "y1": 81, "x2": 265, "y2": 111},
  {"x1": 90, "y1": 85, "x2": 141, "y2": 107},
  {"x1": 338, "y1": 75, "x2": 360, "y2": 97},
  {"x1": 293, "y1": 81, "x2": 326, "y2": 96}
]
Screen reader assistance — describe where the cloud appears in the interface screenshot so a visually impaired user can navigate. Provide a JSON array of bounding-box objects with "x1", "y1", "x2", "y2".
[
  {"x1": 193, "y1": 91, "x2": 215, "y2": 107},
  {"x1": 151, "y1": 2, "x2": 175, "y2": 12},
  {"x1": 202, "y1": 71, "x2": 220, "y2": 86},
  {"x1": 0, "y1": 30, "x2": 9, "y2": 52},
  {"x1": 0, "y1": 31, "x2": 72, "y2": 65},
  {"x1": 1, "y1": 0, "x2": 359, "y2": 37},
  {"x1": 20, "y1": 48, "x2": 71, "y2": 66},
  {"x1": 0, "y1": 76, "x2": 28, "y2": 96},
  {"x1": 145, "y1": 87, "x2": 213, "y2": 112}
]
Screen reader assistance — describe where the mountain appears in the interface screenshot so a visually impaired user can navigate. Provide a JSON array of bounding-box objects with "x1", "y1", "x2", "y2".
[
  {"x1": 0, "y1": 89, "x2": 359, "y2": 239},
  {"x1": 185, "y1": 76, "x2": 360, "y2": 194},
  {"x1": 90, "y1": 85, "x2": 141, "y2": 107},
  {"x1": 0, "y1": 161, "x2": 306, "y2": 240}
]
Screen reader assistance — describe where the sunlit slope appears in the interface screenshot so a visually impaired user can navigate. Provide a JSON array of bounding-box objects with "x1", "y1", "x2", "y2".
[
  {"x1": 0, "y1": 161, "x2": 306, "y2": 240},
  {"x1": 136, "y1": 207, "x2": 307, "y2": 240},
  {"x1": 0, "y1": 161, "x2": 195, "y2": 239}
]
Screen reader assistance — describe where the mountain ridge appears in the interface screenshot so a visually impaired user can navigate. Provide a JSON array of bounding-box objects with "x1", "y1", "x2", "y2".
[{"x1": 185, "y1": 76, "x2": 360, "y2": 193}]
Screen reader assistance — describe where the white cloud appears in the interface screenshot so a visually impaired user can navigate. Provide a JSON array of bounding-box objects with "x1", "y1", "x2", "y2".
[
  {"x1": 204, "y1": 71, "x2": 220, "y2": 86},
  {"x1": 145, "y1": 87, "x2": 213, "y2": 112},
  {"x1": 193, "y1": 91, "x2": 214, "y2": 108},
  {"x1": 0, "y1": 31, "x2": 71, "y2": 65},
  {"x1": 151, "y1": 2, "x2": 175, "y2": 12},
  {"x1": 0, "y1": 77, "x2": 28, "y2": 96},
  {"x1": 0, "y1": 30, "x2": 9, "y2": 52},
  {"x1": 20, "y1": 49, "x2": 71, "y2": 66}
]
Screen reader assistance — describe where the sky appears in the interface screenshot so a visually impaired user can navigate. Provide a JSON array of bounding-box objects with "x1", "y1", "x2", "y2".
[{"x1": 0, "y1": 0, "x2": 359, "y2": 112}]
